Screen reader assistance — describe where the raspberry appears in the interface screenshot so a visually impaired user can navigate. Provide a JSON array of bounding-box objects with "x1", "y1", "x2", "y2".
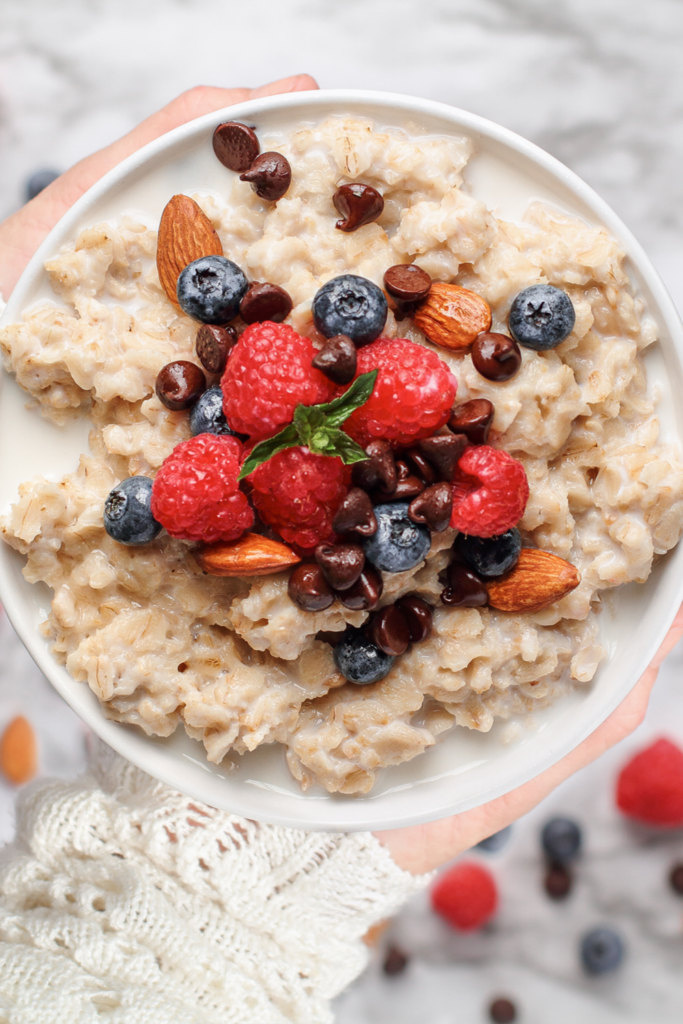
[
  {"x1": 249, "y1": 446, "x2": 351, "y2": 552},
  {"x1": 341, "y1": 336, "x2": 457, "y2": 447},
  {"x1": 450, "y1": 445, "x2": 529, "y2": 537},
  {"x1": 151, "y1": 434, "x2": 253, "y2": 543},
  {"x1": 431, "y1": 862, "x2": 498, "y2": 930},
  {"x1": 616, "y1": 738, "x2": 683, "y2": 827},
  {"x1": 222, "y1": 322, "x2": 335, "y2": 439}
]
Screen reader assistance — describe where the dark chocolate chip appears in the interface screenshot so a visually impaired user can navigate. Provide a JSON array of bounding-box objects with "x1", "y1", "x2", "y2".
[
  {"x1": 240, "y1": 152, "x2": 291, "y2": 202},
  {"x1": 352, "y1": 439, "x2": 397, "y2": 494},
  {"x1": 315, "y1": 542, "x2": 365, "y2": 591},
  {"x1": 212, "y1": 121, "x2": 260, "y2": 173},
  {"x1": 383, "y1": 264, "x2": 432, "y2": 303},
  {"x1": 669, "y1": 864, "x2": 683, "y2": 895},
  {"x1": 240, "y1": 282, "x2": 293, "y2": 324},
  {"x1": 441, "y1": 563, "x2": 488, "y2": 607},
  {"x1": 369, "y1": 604, "x2": 411, "y2": 656},
  {"x1": 337, "y1": 564, "x2": 383, "y2": 611},
  {"x1": 544, "y1": 862, "x2": 573, "y2": 900},
  {"x1": 333, "y1": 183, "x2": 384, "y2": 232},
  {"x1": 395, "y1": 594, "x2": 432, "y2": 642},
  {"x1": 417, "y1": 434, "x2": 468, "y2": 482},
  {"x1": 489, "y1": 997, "x2": 517, "y2": 1023},
  {"x1": 448, "y1": 399, "x2": 495, "y2": 446},
  {"x1": 195, "y1": 324, "x2": 237, "y2": 375},
  {"x1": 408, "y1": 482, "x2": 453, "y2": 532},
  {"x1": 471, "y1": 332, "x2": 522, "y2": 382},
  {"x1": 405, "y1": 448, "x2": 437, "y2": 484},
  {"x1": 155, "y1": 360, "x2": 206, "y2": 410},
  {"x1": 381, "y1": 460, "x2": 424, "y2": 502},
  {"x1": 312, "y1": 335, "x2": 357, "y2": 385},
  {"x1": 332, "y1": 487, "x2": 378, "y2": 536},
  {"x1": 288, "y1": 563, "x2": 335, "y2": 612},
  {"x1": 383, "y1": 945, "x2": 410, "y2": 977}
]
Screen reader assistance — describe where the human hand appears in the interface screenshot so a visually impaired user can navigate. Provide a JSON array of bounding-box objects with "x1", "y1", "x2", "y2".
[
  {"x1": 0, "y1": 74, "x2": 318, "y2": 298},
  {"x1": 374, "y1": 602, "x2": 683, "y2": 874}
]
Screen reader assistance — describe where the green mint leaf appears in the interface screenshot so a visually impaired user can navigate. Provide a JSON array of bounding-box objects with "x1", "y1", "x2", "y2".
[
  {"x1": 327, "y1": 430, "x2": 372, "y2": 464},
  {"x1": 238, "y1": 369, "x2": 378, "y2": 477},
  {"x1": 312, "y1": 370, "x2": 378, "y2": 429},
  {"x1": 238, "y1": 423, "x2": 300, "y2": 480}
]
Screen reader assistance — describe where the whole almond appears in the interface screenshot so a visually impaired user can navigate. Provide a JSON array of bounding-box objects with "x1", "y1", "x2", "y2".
[
  {"x1": 157, "y1": 195, "x2": 223, "y2": 306},
  {"x1": 195, "y1": 532, "x2": 301, "y2": 577},
  {"x1": 486, "y1": 548, "x2": 580, "y2": 614},
  {"x1": 0, "y1": 716, "x2": 37, "y2": 785},
  {"x1": 413, "y1": 282, "x2": 492, "y2": 351}
]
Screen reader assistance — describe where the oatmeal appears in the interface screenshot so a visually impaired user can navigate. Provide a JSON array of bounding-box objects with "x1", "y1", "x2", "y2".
[{"x1": 2, "y1": 115, "x2": 682, "y2": 795}]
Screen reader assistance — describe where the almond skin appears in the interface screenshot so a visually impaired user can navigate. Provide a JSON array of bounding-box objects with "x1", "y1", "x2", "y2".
[
  {"x1": 157, "y1": 194, "x2": 223, "y2": 306},
  {"x1": 0, "y1": 716, "x2": 37, "y2": 785},
  {"x1": 413, "y1": 282, "x2": 492, "y2": 351},
  {"x1": 486, "y1": 548, "x2": 580, "y2": 613},
  {"x1": 195, "y1": 532, "x2": 301, "y2": 577}
]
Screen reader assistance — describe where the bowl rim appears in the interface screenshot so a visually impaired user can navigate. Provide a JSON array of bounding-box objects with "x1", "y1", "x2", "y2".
[{"x1": 2, "y1": 87, "x2": 683, "y2": 831}]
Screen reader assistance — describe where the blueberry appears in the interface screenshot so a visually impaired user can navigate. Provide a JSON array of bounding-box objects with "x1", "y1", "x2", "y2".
[
  {"x1": 509, "y1": 284, "x2": 575, "y2": 350},
  {"x1": 176, "y1": 256, "x2": 248, "y2": 325},
  {"x1": 541, "y1": 817, "x2": 582, "y2": 864},
  {"x1": 456, "y1": 529, "x2": 521, "y2": 579},
  {"x1": 104, "y1": 476, "x2": 161, "y2": 545},
  {"x1": 312, "y1": 274, "x2": 387, "y2": 347},
  {"x1": 580, "y1": 928, "x2": 624, "y2": 975},
  {"x1": 333, "y1": 628, "x2": 396, "y2": 684},
  {"x1": 190, "y1": 386, "x2": 242, "y2": 438},
  {"x1": 25, "y1": 168, "x2": 60, "y2": 202},
  {"x1": 363, "y1": 502, "x2": 431, "y2": 573},
  {"x1": 477, "y1": 825, "x2": 513, "y2": 853}
]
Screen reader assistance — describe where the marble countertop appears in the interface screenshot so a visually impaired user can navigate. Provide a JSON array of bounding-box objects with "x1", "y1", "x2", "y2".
[{"x1": 1, "y1": 2, "x2": 683, "y2": 1021}]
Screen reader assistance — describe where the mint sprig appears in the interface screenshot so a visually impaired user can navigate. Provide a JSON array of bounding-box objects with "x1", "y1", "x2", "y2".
[{"x1": 238, "y1": 370, "x2": 377, "y2": 480}]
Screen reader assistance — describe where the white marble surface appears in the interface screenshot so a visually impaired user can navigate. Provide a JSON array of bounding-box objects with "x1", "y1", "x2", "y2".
[{"x1": 1, "y1": 1, "x2": 683, "y2": 1021}]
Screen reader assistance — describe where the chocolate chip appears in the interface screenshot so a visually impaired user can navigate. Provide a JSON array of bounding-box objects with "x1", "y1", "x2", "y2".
[
  {"x1": 288, "y1": 563, "x2": 335, "y2": 612},
  {"x1": 383, "y1": 945, "x2": 410, "y2": 977},
  {"x1": 441, "y1": 563, "x2": 488, "y2": 607},
  {"x1": 382, "y1": 460, "x2": 424, "y2": 502},
  {"x1": 448, "y1": 399, "x2": 495, "y2": 445},
  {"x1": 312, "y1": 335, "x2": 357, "y2": 385},
  {"x1": 332, "y1": 487, "x2": 378, "y2": 536},
  {"x1": 669, "y1": 864, "x2": 683, "y2": 895},
  {"x1": 155, "y1": 360, "x2": 206, "y2": 410},
  {"x1": 369, "y1": 605, "x2": 411, "y2": 656},
  {"x1": 405, "y1": 448, "x2": 437, "y2": 484},
  {"x1": 417, "y1": 434, "x2": 467, "y2": 481},
  {"x1": 352, "y1": 439, "x2": 397, "y2": 494},
  {"x1": 333, "y1": 183, "x2": 384, "y2": 232},
  {"x1": 240, "y1": 282, "x2": 293, "y2": 324},
  {"x1": 544, "y1": 862, "x2": 572, "y2": 900},
  {"x1": 489, "y1": 997, "x2": 517, "y2": 1023},
  {"x1": 212, "y1": 121, "x2": 260, "y2": 173},
  {"x1": 240, "y1": 152, "x2": 292, "y2": 202},
  {"x1": 337, "y1": 565, "x2": 383, "y2": 611},
  {"x1": 408, "y1": 482, "x2": 453, "y2": 532},
  {"x1": 395, "y1": 594, "x2": 432, "y2": 642},
  {"x1": 383, "y1": 264, "x2": 432, "y2": 303},
  {"x1": 315, "y1": 542, "x2": 365, "y2": 590},
  {"x1": 471, "y1": 332, "x2": 522, "y2": 382},
  {"x1": 195, "y1": 324, "x2": 237, "y2": 375}
]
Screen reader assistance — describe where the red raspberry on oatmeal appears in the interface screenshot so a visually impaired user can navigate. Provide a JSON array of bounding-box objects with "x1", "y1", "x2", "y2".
[
  {"x1": 222, "y1": 322, "x2": 335, "y2": 440},
  {"x1": 249, "y1": 446, "x2": 351, "y2": 552},
  {"x1": 151, "y1": 434, "x2": 253, "y2": 543},
  {"x1": 450, "y1": 444, "x2": 529, "y2": 538},
  {"x1": 340, "y1": 337, "x2": 457, "y2": 447}
]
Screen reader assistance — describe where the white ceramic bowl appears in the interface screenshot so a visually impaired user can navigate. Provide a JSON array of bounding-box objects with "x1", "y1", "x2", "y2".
[{"x1": 1, "y1": 89, "x2": 683, "y2": 832}]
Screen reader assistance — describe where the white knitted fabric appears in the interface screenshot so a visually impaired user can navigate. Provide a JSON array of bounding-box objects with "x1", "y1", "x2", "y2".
[{"x1": 0, "y1": 740, "x2": 428, "y2": 1023}]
